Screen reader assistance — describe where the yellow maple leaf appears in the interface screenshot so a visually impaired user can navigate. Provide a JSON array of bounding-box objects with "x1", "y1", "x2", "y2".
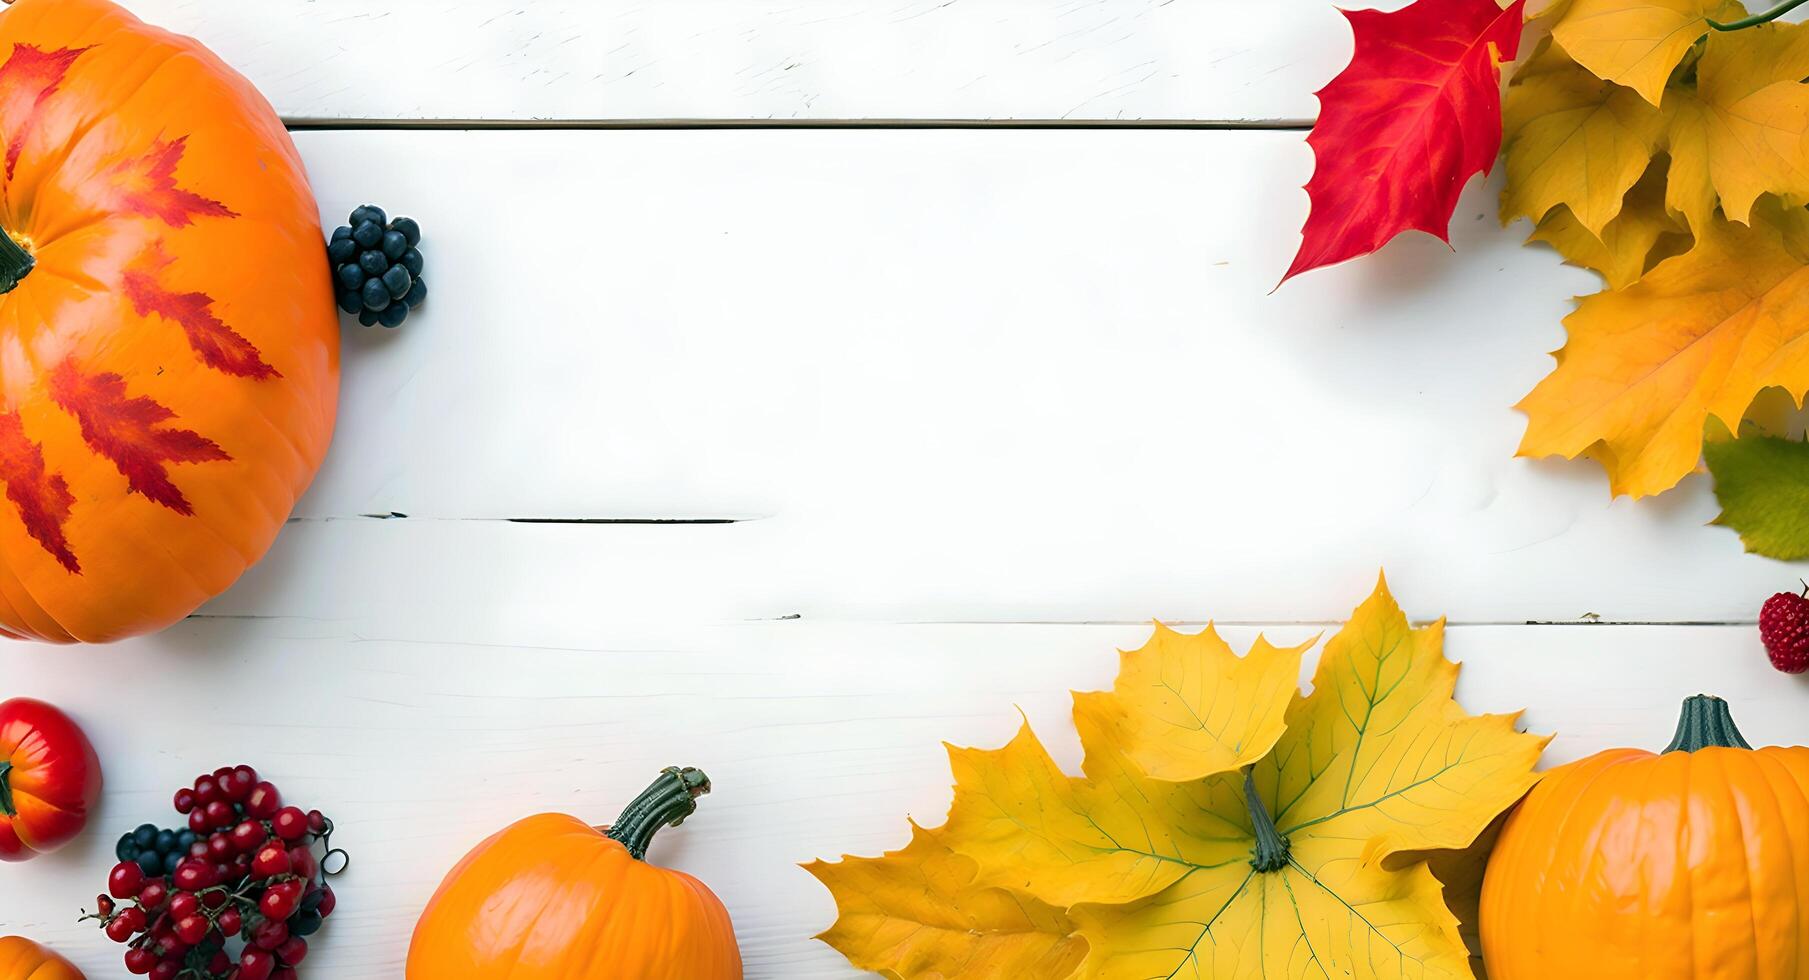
[
  {"x1": 803, "y1": 821, "x2": 1087, "y2": 979},
  {"x1": 1662, "y1": 23, "x2": 1809, "y2": 232},
  {"x1": 1071, "y1": 624, "x2": 1310, "y2": 782},
  {"x1": 916, "y1": 576, "x2": 1546, "y2": 980},
  {"x1": 1501, "y1": 42, "x2": 1664, "y2": 235},
  {"x1": 1529, "y1": 164, "x2": 1686, "y2": 287},
  {"x1": 1550, "y1": 0, "x2": 1738, "y2": 106},
  {"x1": 1517, "y1": 205, "x2": 1809, "y2": 497}
]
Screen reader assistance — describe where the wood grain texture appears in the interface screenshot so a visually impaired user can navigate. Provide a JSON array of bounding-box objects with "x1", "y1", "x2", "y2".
[
  {"x1": 105, "y1": 0, "x2": 1402, "y2": 123},
  {"x1": 0, "y1": 618, "x2": 1793, "y2": 977},
  {"x1": 278, "y1": 129, "x2": 1793, "y2": 627}
]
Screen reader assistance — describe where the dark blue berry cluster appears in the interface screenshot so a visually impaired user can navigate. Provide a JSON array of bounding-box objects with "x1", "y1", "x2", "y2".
[
  {"x1": 328, "y1": 205, "x2": 425, "y2": 328},
  {"x1": 116, "y1": 823, "x2": 197, "y2": 878}
]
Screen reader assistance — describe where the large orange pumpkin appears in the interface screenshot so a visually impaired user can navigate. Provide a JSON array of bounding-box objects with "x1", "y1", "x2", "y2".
[
  {"x1": 0, "y1": 936, "x2": 82, "y2": 980},
  {"x1": 0, "y1": 0, "x2": 337, "y2": 641},
  {"x1": 408, "y1": 767, "x2": 743, "y2": 980},
  {"x1": 1481, "y1": 694, "x2": 1809, "y2": 978}
]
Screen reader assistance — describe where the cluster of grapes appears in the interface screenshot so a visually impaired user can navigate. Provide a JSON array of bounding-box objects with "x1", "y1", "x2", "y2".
[
  {"x1": 85, "y1": 766, "x2": 344, "y2": 980},
  {"x1": 329, "y1": 205, "x2": 426, "y2": 328}
]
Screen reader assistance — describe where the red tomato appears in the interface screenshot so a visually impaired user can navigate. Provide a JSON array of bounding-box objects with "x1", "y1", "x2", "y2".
[{"x1": 0, "y1": 698, "x2": 100, "y2": 860}]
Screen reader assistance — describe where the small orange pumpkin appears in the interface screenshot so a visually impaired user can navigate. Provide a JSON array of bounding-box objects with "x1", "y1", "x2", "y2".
[
  {"x1": 0, "y1": 0, "x2": 337, "y2": 641},
  {"x1": 408, "y1": 767, "x2": 743, "y2": 979},
  {"x1": 0, "y1": 936, "x2": 82, "y2": 980},
  {"x1": 1481, "y1": 694, "x2": 1809, "y2": 978}
]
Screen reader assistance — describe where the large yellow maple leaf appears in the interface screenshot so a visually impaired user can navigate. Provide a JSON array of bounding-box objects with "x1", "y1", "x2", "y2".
[
  {"x1": 1550, "y1": 0, "x2": 1740, "y2": 106},
  {"x1": 808, "y1": 577, "x2": 1544, "y2": 980},
  {"x1": 803, "y1": 822, "x2": 1086, "y2": 979},
  {"x1": 1529, "y1": 164, "x2": 1685, "y2": 288},
  {"x1": 1518, "y1": 205, "x2": 1809, "y2": 497}
]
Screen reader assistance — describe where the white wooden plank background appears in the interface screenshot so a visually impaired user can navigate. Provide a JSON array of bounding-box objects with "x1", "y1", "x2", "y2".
[
  {"x1": 114, "y1": 0, "x2": 1395, "y2": 123},
  {"x1": 0, "y1": 3, "x2": 1806, "y2": 980}
]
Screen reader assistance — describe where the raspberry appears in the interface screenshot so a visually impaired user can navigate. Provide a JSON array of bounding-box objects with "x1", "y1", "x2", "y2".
[
  {"x1": 1759, "y1": 587, "x2": 1809, "y2": 674},
  {"x1": 327, "y1": 205, "x2": 425, "y2": 328}
]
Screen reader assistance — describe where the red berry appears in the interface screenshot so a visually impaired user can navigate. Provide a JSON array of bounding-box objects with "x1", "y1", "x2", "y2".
[
  {"x1": 253, "y1": 842, "x2": 292, "y2": 878},
  {"x1": 187, "y1": 840, "x2": 209, "y2": 859},
  {"x1": 208, "y1": 950, "x2": 231, "y2": 973},
  {"x1": 213, "y1": 765, "x2": 235, "y2": 780},
  {"x1": 203, "y1": 882, "x2": 230, "y2": 907},
  {"x1": 218, "y1": 906, "x2": 243, "y2": 937},
  {"x1": 104, "y1": 906, "x2": 145, "y2": 942},
  {"x1": 230, "y1": 820, "x2": 266, "y2": 853},
  {"x1": 306, "y1": 809, "x2": 328, "y2": 834},
  {"x1": 315, "y1": 884, "x2": 336, "y2": 918},
  {"x1": 253, "y1": 916, "x2": 289, "y2": 950},
  {"x1": 203, "y1": 799, "x2": 235, "y2": 829},
  {"x1": 272, "y1": 806, "x2": 308, "y2": 841},
  {"x1": 246, "y1": 781, "x2": 282, "y2": 819},
  {"x1": 1761, "y1": 589, "x2": 1809, "y2": 674},
  {"x1": 167, "y1": 892, "x2": 199, "y2": 920},
  {"x1": 239, "y1": 946, "x2": 276, "y2": 980},
  {"x1": 193, "y1": 776, "x2": 221, "y2": 806},
  {"x1": 173, "y1": 913, "x2": 210, "y2": 945},
  {"x1": 187, "y1": 808, "x2": 211, "y2": 834},
  {"x1": 108, "y1": 861, "x2": 145, "y2": 899},
  {"x1": 276, "y1": 935, "x2": 308, "y2": 966},
  {"x1": 288, "y1": 844, "x2": 319, "y2": 881},
  {"x1": 148, "y1": 963, "x2": 179, "y2": 980},
  {"x1": 95, "y1": 893, "x2": 115, "y2": 916},
  {"x1": 172, "y1": 858, "x2": 212, "y2": 891},
  {"x1": 124, "y1": 948, "x2": 156, "y2": 974},
  {"x1": 225, "y1": 765, "x2": 257, "y2": 801},
  {"x1": 173, "y1": 788, "x2": 196, "y2": 814},
  {"x1": 207, "y1": 833, "x2": 234, "y2": 860},
  {"x1": 138, "y1": 879, "x2": 168, "y2": 910},
  {"x1": 260, "y1": 884, "x2": 300, "y2": 920}
]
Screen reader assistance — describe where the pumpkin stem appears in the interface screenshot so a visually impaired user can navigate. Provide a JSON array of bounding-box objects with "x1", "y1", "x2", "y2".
[
  {"x1": 606, "y1": 766, "x2": 712, "y2": 861},
  {"x1": 1244, "y1": 768, "x2": 1290, "y2": 873},
  {"x1": 0, "y1": 760, "x2": 13, "y2": 817},
  {"x1": 1663, "y1": 694, "x2": 1753, "y2": 753},
  {"x1": 0, "y1": 230, "x2": 31, "y2": 295}
]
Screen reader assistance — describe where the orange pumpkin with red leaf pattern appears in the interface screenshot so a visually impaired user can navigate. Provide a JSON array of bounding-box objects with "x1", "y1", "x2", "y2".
[{"x1": 0, "y1": 0, "x2": 337, "y2": 641}]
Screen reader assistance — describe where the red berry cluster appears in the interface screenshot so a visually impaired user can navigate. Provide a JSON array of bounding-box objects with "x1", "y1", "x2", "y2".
[{"x1": 84, "y1": 766, "x2": 344, "y2": 980}]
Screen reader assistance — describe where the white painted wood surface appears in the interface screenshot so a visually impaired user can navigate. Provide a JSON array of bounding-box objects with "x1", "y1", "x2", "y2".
[
  {"x1": 0, "y1": 3, "x2": 1805, "y2": 977},
  {"x1": 109, "y1": 0, "x2": 1393, "y2": 123}
]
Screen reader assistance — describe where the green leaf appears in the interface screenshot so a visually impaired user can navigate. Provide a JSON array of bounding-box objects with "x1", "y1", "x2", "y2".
[{"x1": 1705, "y1": 432, "x2": 1809, "y2": 560}]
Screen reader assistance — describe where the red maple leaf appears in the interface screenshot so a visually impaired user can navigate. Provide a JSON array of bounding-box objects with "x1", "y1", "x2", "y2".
[
  {"x1": 1281, "y1": 0, "x2": 1524, "y2": 283},
  {"x1": 49, "y1": 360, "x2": 230, "y2": 517},
  {"x1": 123, "y1": 244, "x2": 279, "y2": 380},
  {"x1": 107, "y1": 137, "x2": 237, "y2": 228},
  {"x1": 0, "y1": 410, "x2": 76, "y2": 573},
  {"x1": 0, "y1": 44, "x2": 89, "y2": 181}
]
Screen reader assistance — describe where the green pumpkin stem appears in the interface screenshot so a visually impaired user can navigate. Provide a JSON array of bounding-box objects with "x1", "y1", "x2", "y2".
[
  {"x1": 1663, "y1": 694, "x2": 1753, "y2": 753},
  {"x1": 606, "y1": 767, "x2": 712, "y2": 861},
  {"x1": 0, "y1": 231, "x2": 33, "y2": 296},
  {"x1": 1244, "y1": 768, "x2": 1290, "y2": 873}
]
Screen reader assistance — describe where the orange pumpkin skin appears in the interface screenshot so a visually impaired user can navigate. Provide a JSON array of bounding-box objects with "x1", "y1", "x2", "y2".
[
  {"x1": 408, "y1": 769, "x2": 742, "y2": 980},
  {"x1": 1481, "y1": 696, "x2": 1809, "y2": 980},
  {"x1": 0, "y1": 0, "x2": 337, "y2": 641},
  {"x1": 0, "y1": 936, "x2": 83, "y2": 980}
]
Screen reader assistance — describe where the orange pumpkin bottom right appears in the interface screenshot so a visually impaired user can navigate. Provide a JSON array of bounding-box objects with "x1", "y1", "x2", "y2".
[
  {"x1": 407, "y1": 768, "x2": 742, "y2": 980},
  {"x1": 1481, "y1": 695, "x2": 1809, "y2": 980}
]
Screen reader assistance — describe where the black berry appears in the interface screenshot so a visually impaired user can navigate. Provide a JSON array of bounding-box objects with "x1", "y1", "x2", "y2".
[{"x1": 325, "y1": 206, "x2": 425, "y2": 328}]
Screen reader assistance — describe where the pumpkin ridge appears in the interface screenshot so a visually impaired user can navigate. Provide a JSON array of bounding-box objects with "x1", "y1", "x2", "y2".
[{"x1": 1715, "y1": 750, "x2": 1767, "y2": 980}]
